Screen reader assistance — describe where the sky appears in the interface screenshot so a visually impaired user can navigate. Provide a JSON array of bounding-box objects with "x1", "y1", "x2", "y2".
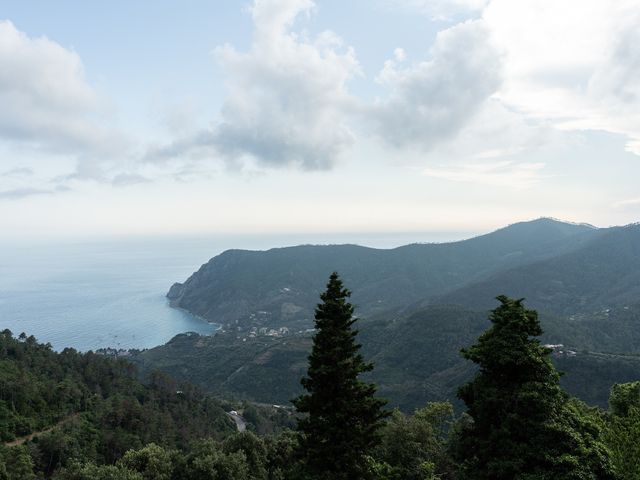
[{"x1": 1, "y1": 0, "x2": 639, "y2": 239}]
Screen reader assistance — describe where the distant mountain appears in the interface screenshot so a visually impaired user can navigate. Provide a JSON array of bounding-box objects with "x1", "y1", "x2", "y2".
[
  {"x1": 150, "y1": 218, "x2": 640, "y2": 411},
  {"x1": 439, "y1": 223, "x2": 640, "y2": 315},
  {"x1": 167, "y1": 218, "x2": 598, "y2": 330}
]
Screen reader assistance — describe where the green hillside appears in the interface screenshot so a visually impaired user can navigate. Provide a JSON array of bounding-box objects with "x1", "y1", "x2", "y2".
[
  {"x1": 153, "y1": 220, "x2": 640, "y2": 412},
  {"x1": 134, "y1": 302, "x2": 640, "y2": 410},
  {"x1": 167, "y1": 218, "x2": 597, "y2": 330},
  {"x1": 0, "y1": 330, "x2": 234, "y2": 477},
  {"x1": 440, "y1": 223, "x2": 640, "y2": 315}
]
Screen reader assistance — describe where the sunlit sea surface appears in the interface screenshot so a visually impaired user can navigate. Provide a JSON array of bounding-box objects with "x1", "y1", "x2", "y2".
[{"x1": 0, "y1": 231, "x2": 473, "y2": 351}]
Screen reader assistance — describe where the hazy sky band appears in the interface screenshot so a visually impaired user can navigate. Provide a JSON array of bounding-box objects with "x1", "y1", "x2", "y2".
[{"x1": 0, "y1": 0, "x2": 639, "y2": 236}]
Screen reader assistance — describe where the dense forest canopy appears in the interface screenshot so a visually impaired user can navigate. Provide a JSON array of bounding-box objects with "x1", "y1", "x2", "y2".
[{"x1": 2, "y1": 278, "x2": 640, "y2": 478}]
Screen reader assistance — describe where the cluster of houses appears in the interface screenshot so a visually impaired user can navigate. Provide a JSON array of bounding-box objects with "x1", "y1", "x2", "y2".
[
  {"x1": 248, "y1": 326, "x2": 290, "y2": 338},
  {"x1": 543, "y1": 344, "x2": 577, "y2": 356}
]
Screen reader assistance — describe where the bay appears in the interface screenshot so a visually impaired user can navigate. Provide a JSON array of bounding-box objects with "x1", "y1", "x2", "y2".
[{"x1": 0, "y1": 230, "x2": 471, "y2": 351}]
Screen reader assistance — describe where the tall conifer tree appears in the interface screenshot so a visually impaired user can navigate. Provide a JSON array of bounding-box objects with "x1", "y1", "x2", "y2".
[
  {"x1": 453, "y1": 295, "x2": 616, "y2": 480},
  {"x1": 293, "y1": 272, "x2": 388, "y2": 480}
]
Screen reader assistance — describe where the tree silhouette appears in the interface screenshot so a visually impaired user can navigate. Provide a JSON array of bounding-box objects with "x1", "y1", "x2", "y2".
[
  {"x1": 293, "y1": 272, "x2": 388, "y2": 479},
  {"x1": 453, "y1": 295, "x2": 616, "y2": 479}
]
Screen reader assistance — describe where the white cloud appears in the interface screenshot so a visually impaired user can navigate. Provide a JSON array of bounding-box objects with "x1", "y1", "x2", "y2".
[
  {"x1": 385, "y1": 0, "x2": 489, "y2": 20},
  {"x1": 111, "y1": 173, "x2": 150, "y2": 187},
  {"x1": 0, "y1": 20, "x2": 135, "y2": 196},
  {"x1": 423, "y1": 160, "x2": 546, "y2": 189},
  {"x1": 0, "y1": 20, "x2": 128, "y2": 162},
  {"x1": 393, "y1": 48, "x2": 406, "y2": 61},
  {"x1": 0, "y1": 183, "x2": 71, "y2": 201},
  {"x1": 392, "y1": 98, "x2": 559, "y2": 190},
  {"x1": 0, "y1": 187, "x2": 52, "y2": 200},
  {"x1": 369, "y1": 19, "x2": 502, "y2": 150},
  {"x1": 380, "y1": 0, "x2": 640, "y2": 160},
  {"x1": 149, "y1": 0, "x2": 360, "y2": 170},
  {"x1": 2, "y1": 167, "x2": 34, "y2": 177},
  {"x1": 153, "y1": 97, "x2": 201, "y2": 135},
  {"x1": 483, "y1": 0, "x2": 640, "y2": 155},
  {"x1": 93, "y1": 0, "x2": 640, "y2": 185},
  {"x1": 426, "y1": 99, "x2": 560, "y2": 162},
  {"x1": 612, "y1": 197, "x2": 640, "y2": 209}
]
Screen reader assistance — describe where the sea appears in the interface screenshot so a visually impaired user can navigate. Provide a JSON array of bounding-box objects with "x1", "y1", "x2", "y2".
[{"x1": 0, "y1": 230, "x2": 473, "y2": 352}]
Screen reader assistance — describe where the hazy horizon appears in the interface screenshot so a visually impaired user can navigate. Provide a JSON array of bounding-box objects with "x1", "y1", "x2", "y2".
[
  {"x1": 0, "y1": 225, "x2": 487, "y2": 351},
  {"x1": 1, "y1": 0, "x2": 640, "y2": 237},
  {"x1": 1, "y1": 215, "x2": 630, "y2": 251},
  {"x1": 0, "y1": 215, "x2": 614, "y2": 352}
]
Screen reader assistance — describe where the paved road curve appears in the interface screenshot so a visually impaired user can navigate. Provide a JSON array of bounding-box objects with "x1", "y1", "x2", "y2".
[{"x1": 227, "y1": 411, "x2": 247, "y2": 432}]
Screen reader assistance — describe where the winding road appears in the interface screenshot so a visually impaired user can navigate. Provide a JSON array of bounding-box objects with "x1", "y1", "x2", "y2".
[
  {"x1": 4, "y1": 413, "x2": 80, "y2": 447},
  {"x1": 227, "y1": 411, "x2": 247, "y2": 432}
]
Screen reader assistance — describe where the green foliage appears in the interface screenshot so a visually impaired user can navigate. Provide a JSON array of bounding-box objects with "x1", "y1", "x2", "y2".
[
  {"x1": 134, "y1": 304, "x2": 640, "y2": 412},
  {"x1": 609, "y1": 381, "x2": 640, "y2": 416},
  {"x1": 602, "y1": 382, "x2": 640, "y2": 478},
  {"x1": 238, "y1": 403, "x2": 296, "y2": 435},
  {"x1": 179, "y1": 438, "x2": 250, "y2": 480},
  {"x1": 222, "y1": 432, "x2": 268, "y2": 480},
  {"x1": 133, "y1": 332, "x2": 312, "y2": 408},
  {"x1": 293, "y1": 272, "x2": 389, "y2": 479},
  {"x1": 53, "y1": 461, "x2": 143, "y2": 480},
  {"x1": 373, "y1": 402, "x2": 455, "y2": 480},
  {"x1": 453, "y1": 296, "x2": 617, "y2": 479},
  {"x1": 555, "y1": 351, "x2": 640, "y2": 407},
  {"x1": 118, "y1": 443, "x2": 176, "y2": 480},
  {"x1": 0, "y1": 330, "x2": 234, "y2": 478},
  {"x1": 0, "y1": 445, "x2": 35, "y2": 480},
  {"x1": 5, "y1": 276, "x2": 640, "y2": 480},
  {"x1": 263, "y1": 430, "x2": 299, "y2": 480}
]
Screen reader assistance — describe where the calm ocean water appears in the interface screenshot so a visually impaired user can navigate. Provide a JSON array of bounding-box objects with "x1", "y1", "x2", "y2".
[{"x1": 0, "y1": 231, "x2": 472, "y2": 352}]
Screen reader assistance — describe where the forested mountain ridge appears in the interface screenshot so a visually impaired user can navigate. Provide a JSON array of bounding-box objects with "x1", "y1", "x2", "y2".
[
  {"x1": 438, "y1": 222, "x2": 640, "y2": 315},
  {"x1": 0, "y1": 330, "x2": 235, "y2": 477},
  {"x1": 144, "y1": 219, "x2": 640, "y2": 413},
  {"x1": 134, "y1": 305, "x2": 489, "y2": 410},
  {"x1": 134, "y1": 303, "x2": 640, "y2": 411},
  {"x1": 167, "y1": 218, "x2": 598, "y2": 329},
  {"x1": 4, "y1": 289, "x2": 640, "y2": 478}
]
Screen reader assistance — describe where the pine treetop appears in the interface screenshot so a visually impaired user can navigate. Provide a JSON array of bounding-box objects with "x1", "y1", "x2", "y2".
[
  {"x1": 454, "y1": 296, "x2": 617, "y2": 480},
  {"x1": 293, "y1": 272, "x2": 388, "y2": 480}
]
